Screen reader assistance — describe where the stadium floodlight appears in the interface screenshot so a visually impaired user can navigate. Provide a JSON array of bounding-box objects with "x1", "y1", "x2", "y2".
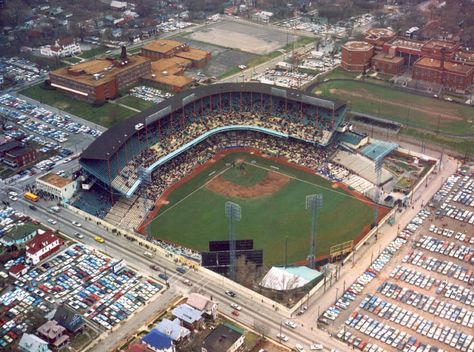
[
  {"x1": 225, "y1": 201, "x2": 241, "y2": 280},
  {"x1": 306, "y1": 194, "x2": 323, "y2": 269}
]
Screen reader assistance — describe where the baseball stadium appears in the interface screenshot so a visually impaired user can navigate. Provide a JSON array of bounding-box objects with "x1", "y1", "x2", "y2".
[{"x1": 79, "y1": 83, "x2": 393, "y2": 270}]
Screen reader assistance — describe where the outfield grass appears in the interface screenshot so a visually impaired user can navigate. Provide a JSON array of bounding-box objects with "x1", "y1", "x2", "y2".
[
  {"x1": 315, "y1": 80, "x2": 474, "y2": 136},
  {"x1": 117, "y1": 95, "x2": 157, "y2": 111},
  {"x1": 148, "y1": 153, "x2": 374, "y2": 266},
  {"x1": 20, "y1": 84, "x2": 136, "y2": 128}
]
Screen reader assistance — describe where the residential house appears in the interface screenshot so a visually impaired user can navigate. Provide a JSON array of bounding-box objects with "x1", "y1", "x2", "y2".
[
  {"x1": 18, "y1": 333, "x2": 51, "y2": 352},
  {"x1": 155, "y1": 318, "x2": 190, "y2": 346},
  {"x1": 53, "y1": 304, "x2": 85, "y2": 334},
  {"x1": 171, "y1": 304, "x2": 203, "y2": 330},
  {"x1": 186, "y1": 293, "x2": 218, "y2": 319},
  {"x1": 142, "y1": 329, "x2": 175, "y2": 352},
  {"x1": 201, "y1": 324, "x2": 244, "y2": 352},
  {"x1": 37, "y1": 320, "x2": 70, "y2": 349},
  {"x1": 25, "y1": 230, "x2": 63, "y2": 265}
]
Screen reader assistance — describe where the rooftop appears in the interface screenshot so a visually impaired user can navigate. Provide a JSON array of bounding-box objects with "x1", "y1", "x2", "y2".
[
  {"x1": 372, "y1": 52, "x2": 404, "y2": 64},
  {"x1": 5, "y1": 146, "x2": 33, "y2": 157},
  {"x1": 365, "y1": 28, "x2": 395, "y2": 39},
  {"x1": 142, "y1": 39, "x2": 188, "y2": 54},
  {"x1": 343, "y1": 41, "x2": 373, "y2": 51},
  {"x1": 176, "y1": 47, "x2": 210, "y2": 61},
  {"x1": 388, "y1": 38, "x2": 424, "y2": 51},
  {"x1": 38, "y1": 172, "x2": 73, "y2": 188},
  {"x1": 415, "y1": 57, "x2": 474, "y2": 74},
  {"x1": 422, "y1": 39, "x2": 459, "y2": 52},
  {"x1": 172, "y1": 304, "x2": 202, "y2": 324},
  {"x1": 187, "y1": 293, "x2": 214, "y2": 311},
  {"x1": 37, "y1": 320, "x2": 66, "y2": 339},
  {"x1": 144, "y1": 71, "x2": 194, "y2": 88},
  {"x1": 142, "y1": 329, "x2": 173, "y2": 350},
  {"x1": 202, "y1": 324, "x2": 243, "y2": 352},
  {"x1": 155, "y1": 318, "x2": 190, "y2": 341},
  {"x1": 26, "y1": 230, "x2": 61, "y2": 255},
  {"x1": 151, "y1": 57, "x2": 191, "y2": 75},
  {"x1": 50, "y1": 55, "x2": 150, "y2": 87}
]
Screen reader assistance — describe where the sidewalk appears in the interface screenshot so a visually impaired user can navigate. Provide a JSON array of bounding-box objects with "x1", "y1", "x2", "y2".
[{"x1": 298, "y1": 155, "x2": 458, "y2": 326}]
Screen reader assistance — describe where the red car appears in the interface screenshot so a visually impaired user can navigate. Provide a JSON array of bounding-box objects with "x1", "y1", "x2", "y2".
[{"x1": 232, "y1": 310, "x2": 239, "y2": 316}]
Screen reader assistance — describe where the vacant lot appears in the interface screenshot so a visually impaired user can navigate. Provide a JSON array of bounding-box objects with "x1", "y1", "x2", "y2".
[{"x1": 186, "y1": 20, "x2": 299, "y2": 54}]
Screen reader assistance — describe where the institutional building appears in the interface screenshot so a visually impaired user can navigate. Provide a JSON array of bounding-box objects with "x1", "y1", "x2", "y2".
[
  {"x1": 25, "y1": 230, "x2": 63, "y2": 265},
  {"x1": 341, "y1": 41, "x2": 374, "y2": 72},
  {"x1": 49, "y1": 48, "x2": 151, "y2": 103}
]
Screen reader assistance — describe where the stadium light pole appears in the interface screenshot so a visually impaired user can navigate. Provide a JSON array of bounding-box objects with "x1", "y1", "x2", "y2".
[
  {"x1": 225, "y1": 201, "x2": 241, "y2": 281},
  {"x1": 306, "y1": 194, "x2": 323, "y2": 269}
]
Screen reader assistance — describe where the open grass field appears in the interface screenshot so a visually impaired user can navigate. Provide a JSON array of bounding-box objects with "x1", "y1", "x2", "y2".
[
  {"x1": 315, "y1": 80, "x2": 474, "y2": 136},
  {"x1": 117, "y1": 95, "x2": 156, "y2": 112},
  {"x1": 20, "y1": 84, "x2": 136, "y2": 128},
  {"x1": 147, "y1": 152, "x2": 375, "y2": 267}
]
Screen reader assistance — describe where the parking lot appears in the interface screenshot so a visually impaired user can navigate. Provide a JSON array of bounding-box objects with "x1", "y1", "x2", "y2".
[
  {"x1": 0, "y1": 242, "x2": 162, "y2": 349},
  {"x1": 0, "y1": 57, "x2": 47, "y2": 91},
  {"x1": 128, "y1": 86, "x2": 173, "y2": 104},
  {"x1": 320, "y1": 169, "x2": 474, "y2": 352}
]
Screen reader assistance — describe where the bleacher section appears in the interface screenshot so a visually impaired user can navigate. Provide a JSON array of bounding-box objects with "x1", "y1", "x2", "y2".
[
  {"x1": 332, "y1": 150, "x2": 394, "y2": 186},
  {"x1": 104, "y1": 195, "x2": 154, "y2": 230},
  {"x1": 327, "y1": 162, "x2": 375, "y2": 195}
]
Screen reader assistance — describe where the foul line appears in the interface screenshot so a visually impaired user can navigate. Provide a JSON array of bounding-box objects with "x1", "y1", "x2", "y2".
[
  {"x1": 146, "y1": 166, "x2": 231, "y2": 225},
  {"x1": 246, "y1": 161, "x2": 379, "y2": 207}
]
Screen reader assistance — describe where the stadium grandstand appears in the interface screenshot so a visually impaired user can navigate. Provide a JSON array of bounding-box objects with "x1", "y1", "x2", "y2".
[{"x1": 80, "y1": 83, "x2": 347, "y2": 202}]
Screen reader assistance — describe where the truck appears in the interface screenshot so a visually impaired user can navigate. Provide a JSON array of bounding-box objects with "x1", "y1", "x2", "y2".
[{"x1": 24, "y1": 192, "x2": 39, "y2": 202}]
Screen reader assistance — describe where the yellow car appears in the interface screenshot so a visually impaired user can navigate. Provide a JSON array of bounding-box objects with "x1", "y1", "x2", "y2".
[{"x1": 94, "y1": 236, "x2": 105, "y2": 243}]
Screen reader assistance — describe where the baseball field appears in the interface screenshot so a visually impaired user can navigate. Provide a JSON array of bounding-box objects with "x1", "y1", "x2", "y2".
[{"x1": 146, "y1": 151, "x2": 381, "y2": 266}]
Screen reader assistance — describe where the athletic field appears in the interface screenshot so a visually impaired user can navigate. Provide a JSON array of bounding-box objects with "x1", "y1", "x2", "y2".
[{"x1": 147, "y1": 152, "x2": 376, "y2": 266}]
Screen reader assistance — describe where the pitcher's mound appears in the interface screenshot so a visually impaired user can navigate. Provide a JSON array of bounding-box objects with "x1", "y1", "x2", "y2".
[{"x1": 206, "y1": 171, "x2": 290, "y2": 198}]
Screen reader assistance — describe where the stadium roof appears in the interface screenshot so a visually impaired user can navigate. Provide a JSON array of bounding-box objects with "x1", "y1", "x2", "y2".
[{"x1": 80, "y1": 83, "x2": 345, "y2": 161}]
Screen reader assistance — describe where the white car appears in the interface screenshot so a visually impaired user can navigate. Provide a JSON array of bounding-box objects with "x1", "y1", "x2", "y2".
[
  {"x1": 276, "y1": 333, "x2": 289, "y2": 342},
  {"x1": 8, "y1": 191, "x2": 18, "y2": 197},
  {"x1": 72, "y1": 221, "x2": 81, "y2": 227},
  {"x1": 47, "y1": 219, "x2": 57, "y2": 225},
  {"x1": 230, "y1": 303, "x2": 242, "y2": 311},
  {"x1": 310, "y1": 343, "x2": 323, "y2": 350},
  {"x1": 295, "y1": 344, "x2": 306, "y2": 352},
  {"x1": 284, "y1": 320, "x2": 297, "y2": 329},
  {"x1": 8, "y1": 196, "x2": 18, "y2": 201}
]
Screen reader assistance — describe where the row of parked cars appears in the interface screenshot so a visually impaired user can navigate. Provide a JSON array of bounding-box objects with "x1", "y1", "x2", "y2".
[
  {"x1": 415, "y1": 234, "x2": 474, "y2": 262},
  {"x1": 360, "y1": 291, "x2": 474, "y2": 351},
  {"x1": 428, "y1": 224, "x2": 473, "y2": 244},
  {"x1": 376, "y1": 282, "x2": 474, "y2": 328},
  {"x1": 345, "y1": 312, "x2": 446, "y2": 352},
  {"x1": 0, "y1": 94, "x2": 101, "y2": 138},
  {"x1": 129, "y1": 86, "x2": 173, "y2": 104},
  {"x1": 402, "y1": 250, "x2": 474, "y2": 285},
  {"x1": 389, "y1": 265, "x2": 435, "y2": 290},
  {"x1": 20, "y1": 243, "x2": 162, "y2": 331}
]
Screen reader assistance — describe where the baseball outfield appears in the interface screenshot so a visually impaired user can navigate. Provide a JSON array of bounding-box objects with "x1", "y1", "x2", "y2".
[{"x1": 145, "y1": 150, "x2": 384, "y2": 266}]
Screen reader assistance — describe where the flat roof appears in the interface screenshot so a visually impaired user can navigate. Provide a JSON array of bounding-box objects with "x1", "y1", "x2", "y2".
[
  {"x1": 151, "y1": 57, "x2": 191, "y2": 75},
  {"x1": 365, "y1": 28, "x2": 395, "y2": 39},
  {"x1": 202, "y1": 324, "x2": 242, "y2": 352},
  {"x1": 372, "y1": 52, "x2": 404, "y2": 64},
  {"x1": 176, "y1": 48, "x2": 210, "y2": 61},
  {"x1": 142, "y1": 39, "x2": 187, "y2": 54},
  {"x1": 144, "y1": 72, "x2": 193, "y2": 88},
  {"x1": 388, "y1": 38, "x2": 424, "y2": 50},
  {"x1": 38, "y1": 172, "x2": 73, "y2": 188},
  {"x1": 422, "y1": 39, "x2": 459, "y2": 52},
  {"x1": 80, "y1": 83, "x2": 345, "y2": 161},
  {"x1": 415, "y1": 57, "x2": 474, "y2": 74},
  {"x1": 343, "y1": 41, "x2": 373, "y2": 51},
  {"x1": 50, "y1": 55, "x2": 150, "y2": 87}
]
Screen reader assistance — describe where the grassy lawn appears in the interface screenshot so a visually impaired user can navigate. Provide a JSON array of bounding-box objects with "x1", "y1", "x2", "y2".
[
  {"x1": 65, "y1": 56, "x2": 83, "y2": 64},
  {"x1": 117, "y1": 95, "x2": 156, "y2": 111},
  {"x1": 315, "y1": 80, "x2": 474, "y2": 136},
  {"x1": 20, "y1": 84, "x2": 136, "y2": 127},
  {"x1": 79, "y1": 46, "x2": 110, "y2": 59},
  {"x1": 148, "y1": 153, "x2": 373, "y2": 266}
]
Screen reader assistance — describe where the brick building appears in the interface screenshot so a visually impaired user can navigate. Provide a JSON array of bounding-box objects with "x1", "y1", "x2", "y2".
[
  {"x1": 49, "y1": 48, "x2": 151, "y2": 103},
  {"x1": 341, "y1": 41, "x2": 374, "y2": 72},
  {"x1": 412, "y1": 57, "x2": 474, "y2": 92},
  {"x1": 3, "y1": 146, "x2": 37, "y2": 168},
  {"x1": 371, "y1": 52, "x2": 405, "y2": 75},
  {"x1": 141, "y1": 40, "x2": 189, "y2": 60},
  {"x1": 364, "y1": 28, "x2": 396, "y2": 53}
]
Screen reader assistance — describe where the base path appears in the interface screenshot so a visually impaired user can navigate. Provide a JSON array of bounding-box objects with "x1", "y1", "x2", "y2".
[{"x1": 206, "y1": 170, "x2": 289, "y2": 198}]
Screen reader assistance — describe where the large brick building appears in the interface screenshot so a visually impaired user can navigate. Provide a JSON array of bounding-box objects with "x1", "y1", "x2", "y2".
[
  {"x1": 364, "y1": 28, "x2": 396, "y2": 53},
  {"x1": 49, "y1": 48, "x2": 151, "y2": 103},
  {"x1": 141, "y1": 39, "x2": 211, "y2": 68},
  {"x1": 341, "y1": 41, "x2": 374, "y2": 72},
  {"x1": 413, "y1": 57, "x2": 474, "y2": 92}
]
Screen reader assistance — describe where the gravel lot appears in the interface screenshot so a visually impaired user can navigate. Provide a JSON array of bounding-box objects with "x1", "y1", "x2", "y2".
[{"x1": 186, "y1": 20, "x2": 298, "y2": 54}]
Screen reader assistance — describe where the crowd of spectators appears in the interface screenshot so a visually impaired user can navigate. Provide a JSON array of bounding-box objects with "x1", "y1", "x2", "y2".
[
  {"x1": 112, "y1": 105, "x2": 339, "y2": 192},
  {"x1": 137, "y1": 130, "x2": 340, "y2": 202}
]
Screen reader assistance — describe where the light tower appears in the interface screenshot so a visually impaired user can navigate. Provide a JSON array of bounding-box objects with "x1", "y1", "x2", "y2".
[
  {"x1": 225, "y1": 201, "x2": 241, "y2": 280},
  {"x1": 306, "y1": 194, "x2": 323, "y2": 269}
]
